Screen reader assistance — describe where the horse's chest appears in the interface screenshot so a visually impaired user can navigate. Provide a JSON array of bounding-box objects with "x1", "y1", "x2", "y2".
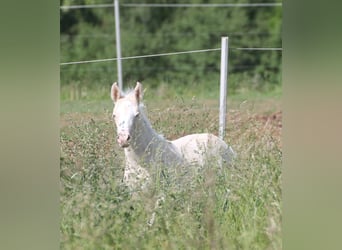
[{"x1": 123, "y1": 149, "x2": 150, "y2": 190}]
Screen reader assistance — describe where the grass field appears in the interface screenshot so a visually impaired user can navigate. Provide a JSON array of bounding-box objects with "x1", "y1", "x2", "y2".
[{"x1": 60, "y1": 89, "x2": 282, "y2": 249}]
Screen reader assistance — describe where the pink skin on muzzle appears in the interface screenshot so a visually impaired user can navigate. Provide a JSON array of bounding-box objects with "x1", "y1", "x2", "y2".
[{"x1": 117, "y1": 132, "x2": 131, "y2": 148}]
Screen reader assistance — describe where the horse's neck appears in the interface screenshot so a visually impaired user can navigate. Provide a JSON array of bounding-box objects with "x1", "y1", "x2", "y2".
[
  {"x1": 129, "y1": 111, "x2": 166, "y2": 157},
  {"x1": 124, "y1": 110, "x2": 185, "y2": 169}
]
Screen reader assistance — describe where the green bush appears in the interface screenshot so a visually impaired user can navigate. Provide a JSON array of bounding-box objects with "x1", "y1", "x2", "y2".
[{"x1": 60, "y1": 0, "x2": 282, "y2": 99}]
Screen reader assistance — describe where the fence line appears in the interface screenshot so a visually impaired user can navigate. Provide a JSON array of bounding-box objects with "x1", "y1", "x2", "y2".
[
  {"x1": 60, "y1": 2, "x2": 282, "y2": 10},
  {"x1": 122, "y1": 3, "x2": 282, "y2": 8},
  {"x1": 60, "y1": 48, "x2": 221, "y2": 66},
  {"x1": 232, "y1": 47, "x2": 282, "y2": 51},
  {"x1": 60, "y1": 4, "x2": 113, "y2": 10},
  {"x1": 60, "y1": 47, "x2": 281, "y2": 66}
]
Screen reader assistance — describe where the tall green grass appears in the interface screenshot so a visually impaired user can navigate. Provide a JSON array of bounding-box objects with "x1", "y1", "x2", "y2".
[
  {"x1": 60, "y1": 97, "x2": 281, "y2": 249},
  {"x1": 60, "y1": 78, "x2": 282, "y2": 102}
]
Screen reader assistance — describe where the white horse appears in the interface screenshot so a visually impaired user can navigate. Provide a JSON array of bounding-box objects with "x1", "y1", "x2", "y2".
[{"x1": 111, "y1": 82, "x2": 235, "y2": 191}]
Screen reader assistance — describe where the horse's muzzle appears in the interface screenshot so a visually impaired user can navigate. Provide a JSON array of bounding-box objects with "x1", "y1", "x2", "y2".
[{"x1": 117, "y1": 133, "x2": 131, "y2": 148}]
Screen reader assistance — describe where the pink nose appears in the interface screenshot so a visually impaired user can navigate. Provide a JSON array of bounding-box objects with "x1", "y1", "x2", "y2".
[{"x1": 117, "y1": 132, "x2": 131, "y2": 147}]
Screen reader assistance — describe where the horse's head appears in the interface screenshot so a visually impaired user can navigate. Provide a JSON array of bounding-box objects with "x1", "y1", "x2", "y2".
[{"x1": 110, "y1": 82, "x2": 143, "y2": 148}]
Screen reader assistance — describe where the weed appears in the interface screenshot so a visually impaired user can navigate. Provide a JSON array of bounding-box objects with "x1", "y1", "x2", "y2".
[{"x1": 60, "y1": 97, "x2": 281, "y2": 249}]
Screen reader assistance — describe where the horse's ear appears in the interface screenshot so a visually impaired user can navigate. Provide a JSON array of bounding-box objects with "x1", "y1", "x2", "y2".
[
  {"x1": 111, "y1": 82, "x2": 122, "y2": 102},
  {"x1": 134, "y1": 82, "x2": 143, "y2": 103}
]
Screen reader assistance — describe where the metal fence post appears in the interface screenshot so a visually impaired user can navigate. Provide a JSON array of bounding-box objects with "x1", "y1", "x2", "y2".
[
  {"x1": 114, "y1": 0, "x2": 123, "y2": 89},
  {"x1": 219, "y1": 37, "x2": 229, "y2": 140}
]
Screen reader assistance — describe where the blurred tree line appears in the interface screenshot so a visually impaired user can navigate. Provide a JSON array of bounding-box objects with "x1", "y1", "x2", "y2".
[{"x1": 60, "y1": 0, "x2": 282, "y2": 98}]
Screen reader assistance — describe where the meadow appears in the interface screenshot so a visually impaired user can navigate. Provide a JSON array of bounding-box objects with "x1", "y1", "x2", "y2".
[{"x1": 60, "y1": 87, "x2": 282, "y2": 249}]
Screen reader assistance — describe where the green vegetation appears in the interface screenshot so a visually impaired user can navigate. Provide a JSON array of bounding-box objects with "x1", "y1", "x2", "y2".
[
  {"x1": 60, "y1": 96, "x2": 282, "y2": 249},
  {"x1": 60, "y1": 0, "x2": 282, "y2": 100},
  {"x1": 60, "y1": 1, "x2": 282, "y2": 248}
]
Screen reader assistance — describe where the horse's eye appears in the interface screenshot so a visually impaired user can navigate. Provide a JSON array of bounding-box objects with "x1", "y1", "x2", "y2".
[{"x1": 135, "y1": 111, "x2": 140, "y2": 117}]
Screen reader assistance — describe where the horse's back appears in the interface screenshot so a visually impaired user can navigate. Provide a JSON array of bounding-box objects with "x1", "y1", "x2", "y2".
[{"x1": 171, "y1": 133, "x2": 235, "y2": 166}]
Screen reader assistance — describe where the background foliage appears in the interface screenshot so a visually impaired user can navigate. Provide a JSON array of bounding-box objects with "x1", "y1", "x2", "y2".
[{"x1": 60, "y1": 0, "x2": 282, "y2": 99}]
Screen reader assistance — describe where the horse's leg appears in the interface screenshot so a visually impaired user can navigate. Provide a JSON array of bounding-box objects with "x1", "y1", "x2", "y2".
[{"x1": 147, "y1": 195, "x2": 165, "y2": 227}]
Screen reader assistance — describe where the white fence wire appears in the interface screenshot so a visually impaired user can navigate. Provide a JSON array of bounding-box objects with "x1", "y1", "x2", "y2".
[
  {"x1": 122, "y1": 3, "x2": 282, "y2": 8},
  {"x1": 60, "y1": 47, "x2": 281, "y2": 66},
  {"x1": 60, "y1": 48, "x2": 220, "y2": 66},
  {"x1": 60, "y1": 2, "x2": 282, "y2": 10}
]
